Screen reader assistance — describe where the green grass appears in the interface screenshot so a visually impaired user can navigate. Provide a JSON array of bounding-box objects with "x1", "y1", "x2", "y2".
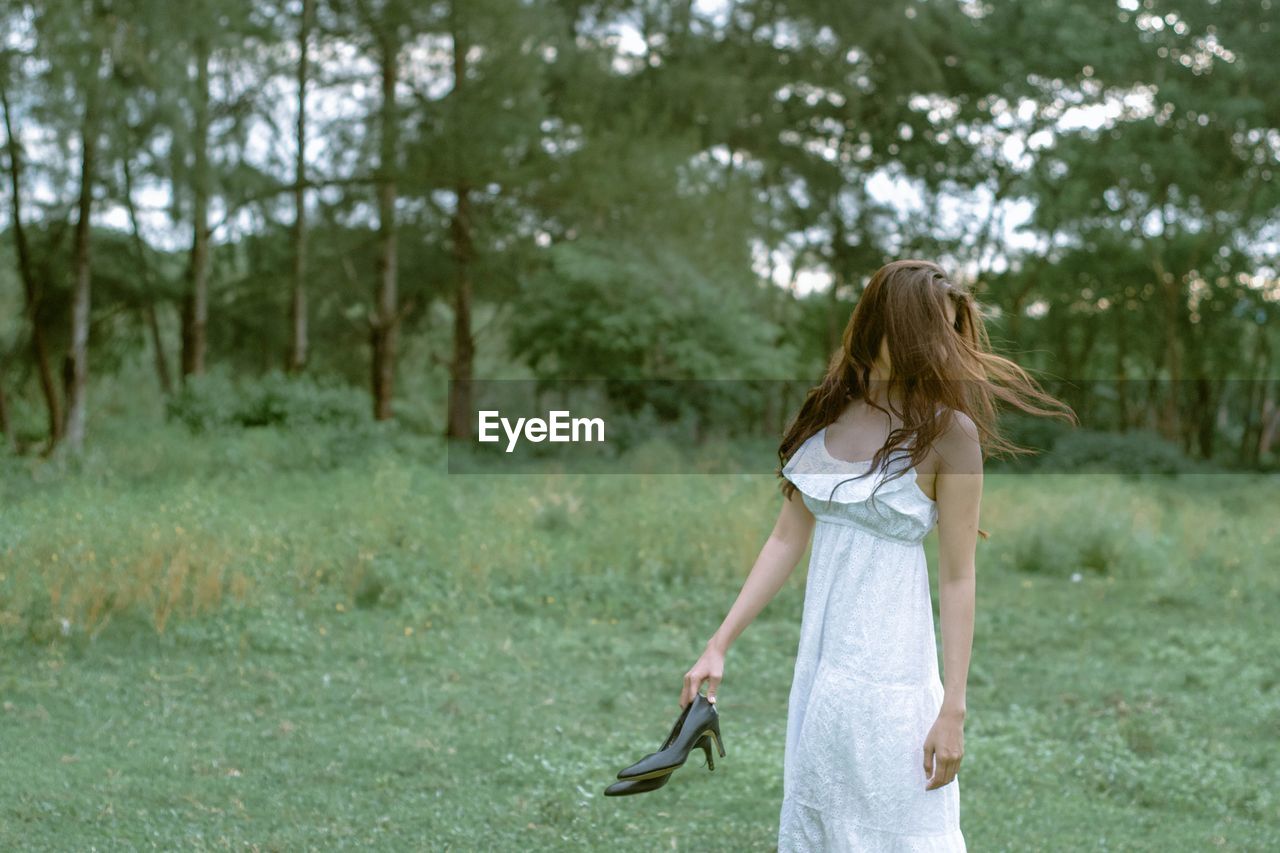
[{"x1": 1, "y1": 423, "x2": 1277, "y2": 850}]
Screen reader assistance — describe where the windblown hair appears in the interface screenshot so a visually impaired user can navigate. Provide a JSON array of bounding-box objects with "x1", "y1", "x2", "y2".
[{"x1": 778, "y1": 259, "x2": 1077, "y2": 539}]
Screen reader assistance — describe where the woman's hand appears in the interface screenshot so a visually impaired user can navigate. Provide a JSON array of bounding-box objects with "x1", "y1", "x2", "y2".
[
  {"x1": 922, "y1": 709, "x2": 965, "y2": 790},
  {"x1": 680, "y1": 643, "x2": 725, "y2": 709}
]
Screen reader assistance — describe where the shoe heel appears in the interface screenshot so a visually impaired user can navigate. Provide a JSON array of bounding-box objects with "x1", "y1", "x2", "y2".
[
  {"x1": 698, "y1": 736, "x2": 715, "y2": 772},
  {"x1": 710, "y1": 721, "x2": 726, "y2": 758}
]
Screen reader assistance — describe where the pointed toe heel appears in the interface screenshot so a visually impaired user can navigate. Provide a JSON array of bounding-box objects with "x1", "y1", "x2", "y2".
[
  {"x1": 604, "y1": 734, "x2": 715, "y2": 796},
  {"x1": 615, "y1": 693, "x2": 725, "y2": 782}
]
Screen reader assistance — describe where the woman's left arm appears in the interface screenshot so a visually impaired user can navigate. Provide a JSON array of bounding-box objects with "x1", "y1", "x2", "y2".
[{"x1": 923, "y1": 411, "x2": 983, "y2": 790}]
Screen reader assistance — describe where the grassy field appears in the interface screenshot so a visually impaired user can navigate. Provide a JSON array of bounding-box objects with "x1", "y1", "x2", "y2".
[{"x1": 1, "y1": 420, "x2": 1277, "y2": 850}]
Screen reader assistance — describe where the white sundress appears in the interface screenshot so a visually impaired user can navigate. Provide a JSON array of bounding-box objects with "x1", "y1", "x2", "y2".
[{"x1": 776, "y1": 426, "x2": 965, "y2": 852}]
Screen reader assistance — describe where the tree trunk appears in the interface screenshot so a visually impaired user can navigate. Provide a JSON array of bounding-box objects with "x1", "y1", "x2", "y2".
[
  {"x1": 122, "y1": 155, "x2": 173, "y2": 395},
  {"x1": 1, "y1": 77, "x2": 63, "y2": 446},
  {"x1": 182, "y1": 38, "x2": 211, "y2": 379},
  {"x1": 445, "y1": 3, "x2": 475, "y2": 439},
  {"x1": 447, "y1": 183, "x2": 475, "y2": 438},
  {"x1": 370, "y1": 33, "x2": 399, "y2": 421},
  {"x1": 826, "y1": 214, "x2": 846, "y2": 357},
  {"x1": 63, "y1": 71, "x2": 102, "y2": 454},
  {"x1": 1259, "y1": 386, "x2": 1278, "y2": 459},
  {"x1": 1194, "y1": 374, "x2": 1215, "y2": 460},
  {"x1": 146, "y1": 304, "x2": 172, "y2": 394},
  {"x1": 288, "y1": 0, "x2": 313, "y2": 373},
  {"x1": 1115, "y1": 298, "x2": 1129, "y2": 430},
  {"x1": 1238, "y1": 331, "x2": 1268, "y2": 466},
  {"x1": 0, "y1": 376, "x2": 12, "y2": 450},
  {"x1": 1155, "y1": 262, "x2": 1183, "y2": 444},
  {"x1": 1074, "y1": 313, "x2": 1099, "y2": 425}
]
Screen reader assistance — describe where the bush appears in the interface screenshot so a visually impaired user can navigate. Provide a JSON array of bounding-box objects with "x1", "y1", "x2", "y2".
[
  {"x1": 998, "y1": 410, "x2": 1076, "y2": 456},
  {"x1": 1040, "y1": 429, "x2": 1203, "y2": 475},
  {"x1": 992, "y1": 495, "x2": 1169, "y2": 578},
  {"x1": 166, "y1": 368, "x2": 368, "y2": 432}
]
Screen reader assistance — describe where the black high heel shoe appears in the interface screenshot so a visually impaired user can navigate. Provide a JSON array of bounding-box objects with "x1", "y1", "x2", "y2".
[
  {"x1": 603, "y1": 734, "x2": 716, "y2": 796},
  {"x1": 615, "y1": 693, "x2": 726, "y2": 782}
]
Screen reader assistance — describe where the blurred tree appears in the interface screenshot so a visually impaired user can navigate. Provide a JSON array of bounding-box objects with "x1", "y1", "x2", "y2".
[
  {"x1": 26, "y1": 0, "x2": 116, "y2": 453},
  {"x1": 0, "y1": 0, "x2": 1272, "y2": 464},
  {"x1": 0, "y1": 23, "x2": 64, "y2": 447},
  {"x1": 1010, "y1": 0, "x2": 1280, "y2": 460},
  {"x1": 288, "y1": 0, "x2": 314, "y2": 373}
]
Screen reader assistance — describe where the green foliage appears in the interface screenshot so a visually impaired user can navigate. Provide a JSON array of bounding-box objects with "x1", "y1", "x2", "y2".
[
  {"x1": 995, "y1": 410, "x2": 1076, "y2": 461},
  {"x1": 509, "y1": 239, "x2": 785, "y2": 382},
  {"x1": 989, "y1": 415, "x2": 1209, "y2": 476},
  {"x1": 505, "y1": 238, "x2": 797, "y2": 441},
  {"x1": 0, "y1": 420, "x2": 447, "y2": 649},
  {"x1": 1, "y1": 428, "x2": 1277, "y2": 848},
  {"x1": 1000, "y1": 514, "x2": 1152, "y2": 578},
  {"x1": 984, "y1": 478, "x2": 1166, "y2": 578},
  {"x1": 3, "y1": 0, "x2": 1279, "y2": 842},
  {"x1": 165, "y1": 368, "x2": 369, "y2": 432},
  {"x1": 1043, "y1": 429, "x2": 1207, "y2": 475}
]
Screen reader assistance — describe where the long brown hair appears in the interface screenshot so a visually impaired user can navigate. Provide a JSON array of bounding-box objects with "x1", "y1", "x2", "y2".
[{"x1": 778, "y1": 259, "x2": 1077, "y2": 539}]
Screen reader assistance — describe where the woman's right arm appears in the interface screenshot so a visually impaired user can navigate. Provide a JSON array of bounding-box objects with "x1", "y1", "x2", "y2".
[{"x1": 679, "y1": 489, "x2": 815, "y2": 708}]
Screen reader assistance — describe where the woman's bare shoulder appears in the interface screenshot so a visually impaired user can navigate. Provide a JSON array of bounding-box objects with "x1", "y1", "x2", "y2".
[{"x1": 934, "y1": 408, "x2": 982, "y2": 473}]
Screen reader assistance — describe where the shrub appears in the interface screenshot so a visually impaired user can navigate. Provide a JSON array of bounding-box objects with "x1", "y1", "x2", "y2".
[
  {"x1": 998, "y1": 410, "x2": 1075, "y2": 456},
  {"x1": 1041, "y1": 429, "x2": 1203, "y2": 475},
  {"x1": 990, "y1": 486, "x2": 1171, "y2": 579},
  {"x1": 1003, "y1": 523, "x2": 1113, "y2": 576},
  {"x1": 165, "y1": 370, "x2": 239, "y2": 432},
  {"x1": 166, "y1": 368, "x2": 368, "y2": 432}
]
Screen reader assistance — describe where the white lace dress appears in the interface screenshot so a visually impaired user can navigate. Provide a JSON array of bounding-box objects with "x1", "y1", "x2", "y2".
[{"x1": 776, "y1": 426, "x2": 965, "y2": 852}]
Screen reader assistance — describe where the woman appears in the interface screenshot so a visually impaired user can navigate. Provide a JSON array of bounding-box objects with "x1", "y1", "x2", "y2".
[{"x1": 679, "y1": 260, "x2": 1075, "y2": 851}]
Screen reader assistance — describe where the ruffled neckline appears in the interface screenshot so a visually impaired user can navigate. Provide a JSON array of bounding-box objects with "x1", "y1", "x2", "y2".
[{"x1": 783, "y1": 427, "x2": 934, "y2": 507}]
